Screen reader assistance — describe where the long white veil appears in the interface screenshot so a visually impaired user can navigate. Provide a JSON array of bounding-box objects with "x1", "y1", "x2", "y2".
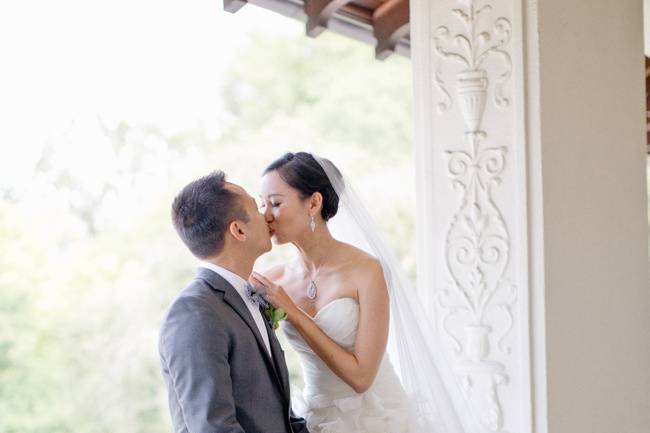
[{"x1": 313, "y1": 154, "x2": 478, "y2": 433}]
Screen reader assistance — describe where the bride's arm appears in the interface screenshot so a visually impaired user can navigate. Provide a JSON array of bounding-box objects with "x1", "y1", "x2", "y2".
[{"x1": 251, "y1": 263, "x2": 389, "y2": 394}]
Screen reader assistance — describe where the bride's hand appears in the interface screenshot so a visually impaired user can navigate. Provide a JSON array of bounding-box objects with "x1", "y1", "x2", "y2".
[{"x1": 250, "y1": 272, "x2": 300, "y2": 319}]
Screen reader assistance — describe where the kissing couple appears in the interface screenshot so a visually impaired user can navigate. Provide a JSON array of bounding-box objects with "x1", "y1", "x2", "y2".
[{"x1": 158, "y1": 152, "x2": 472, "y2": 433}]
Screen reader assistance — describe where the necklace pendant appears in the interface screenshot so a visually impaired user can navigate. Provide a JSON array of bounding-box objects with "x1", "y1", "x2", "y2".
[{"x1": 307, "y1": 280, "x2": 317, "y2": 300}]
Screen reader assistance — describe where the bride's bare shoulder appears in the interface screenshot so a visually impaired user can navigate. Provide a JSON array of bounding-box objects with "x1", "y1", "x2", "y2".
[{"x1": 338, "y1": 242, "x2": 384, "y2": 279}]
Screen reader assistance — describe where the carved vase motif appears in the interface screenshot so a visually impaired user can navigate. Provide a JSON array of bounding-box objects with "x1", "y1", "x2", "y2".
[{"x1": 432, "y1": 1, "x2": 516, "y2": 431}]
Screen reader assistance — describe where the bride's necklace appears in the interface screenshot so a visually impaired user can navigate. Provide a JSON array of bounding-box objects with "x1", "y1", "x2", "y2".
[
  {"x1": 305, "y1": 262, "x2": 323, "y2": 300},
  {"x1": 307, "y1": 279, "x2": 318, "y2": 300}
]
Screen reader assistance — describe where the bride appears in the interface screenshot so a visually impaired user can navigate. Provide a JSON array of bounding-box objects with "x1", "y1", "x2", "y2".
[{"x1": 252, "y1": 152, "x2": 473, "y2": 433}]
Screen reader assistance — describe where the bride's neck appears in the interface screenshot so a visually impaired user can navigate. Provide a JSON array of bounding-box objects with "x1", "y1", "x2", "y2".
[{"x1": 293, "y1": 226, "x2": 337, "y2": 272}]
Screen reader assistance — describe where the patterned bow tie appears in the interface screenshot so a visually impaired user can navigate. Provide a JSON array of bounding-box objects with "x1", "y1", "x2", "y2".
[
  {"x1": 245, "y1": 283, "x2": 288, "y2": 330},
  {"x1": 245, "y1": 283, "x2": 270, "y2": 309}
]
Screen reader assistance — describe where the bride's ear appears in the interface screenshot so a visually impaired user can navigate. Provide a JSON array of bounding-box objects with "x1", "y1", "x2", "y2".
[
  {"x1": 309, "y1": 192, "x2": 323, "y2": 216},
  {"x1": 228, "y1": 220, "x2": 247, "y2": 242}
]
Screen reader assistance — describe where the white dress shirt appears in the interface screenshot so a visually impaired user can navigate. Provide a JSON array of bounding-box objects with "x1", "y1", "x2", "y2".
[{"x1": 199, "y1": 261, "x2": 271, "y2": 355}]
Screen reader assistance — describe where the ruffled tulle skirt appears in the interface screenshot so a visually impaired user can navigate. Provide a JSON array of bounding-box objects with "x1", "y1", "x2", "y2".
[{"x1": 293, "y1": 388, "x2": 410, "y2": 433}]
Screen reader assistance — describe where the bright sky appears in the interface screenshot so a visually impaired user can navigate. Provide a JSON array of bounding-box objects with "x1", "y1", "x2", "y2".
[{"x1": 0, "y1": 0, "x2": 301, "y2": 190}]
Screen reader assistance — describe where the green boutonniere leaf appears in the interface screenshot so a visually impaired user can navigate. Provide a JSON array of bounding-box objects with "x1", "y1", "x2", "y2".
[{"x1": 264, "y1": 307, "x2": 287, "y2": 329}]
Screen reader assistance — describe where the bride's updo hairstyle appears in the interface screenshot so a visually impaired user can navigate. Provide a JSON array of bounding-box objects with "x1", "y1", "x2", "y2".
[{"x1": 264, "y1": 152, "x2": 342, "y2": 221}]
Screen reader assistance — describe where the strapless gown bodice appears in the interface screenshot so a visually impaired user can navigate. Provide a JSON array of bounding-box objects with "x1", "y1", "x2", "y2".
[{"x1": 283, "y1": 297, "x2": 410, "y2": 433}]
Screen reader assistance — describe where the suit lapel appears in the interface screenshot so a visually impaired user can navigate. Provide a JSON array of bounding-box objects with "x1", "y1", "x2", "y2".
[
  {"x1": 195, "y1": 267, "x2": 283, "y2": 390},
  {"x1": 262, "y1": 309, "x2": 291, "y2": 402}
]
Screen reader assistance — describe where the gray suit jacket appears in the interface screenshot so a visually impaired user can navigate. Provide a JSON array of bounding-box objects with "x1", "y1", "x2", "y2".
[{"x1": 159, "y1": 267, "x2": 309, "y2": 433}]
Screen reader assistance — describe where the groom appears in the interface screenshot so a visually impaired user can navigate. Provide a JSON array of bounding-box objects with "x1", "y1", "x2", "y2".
[{"x1": 159, "y1": 171, "x2": 308, "y2": 433}]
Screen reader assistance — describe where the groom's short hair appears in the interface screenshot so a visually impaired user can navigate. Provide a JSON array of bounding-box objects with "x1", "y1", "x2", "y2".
[{"x1": 171, "y1": 171, "x2": 249, "y2": 258}]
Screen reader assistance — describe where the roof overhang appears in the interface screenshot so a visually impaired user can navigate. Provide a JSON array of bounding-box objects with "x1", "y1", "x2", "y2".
[
  {"x1": 226, "y1": 1, "x2": 650, "y2": 155},
  {"x1": 224, "y1": 0, "x2": 410, "y2": 60}
]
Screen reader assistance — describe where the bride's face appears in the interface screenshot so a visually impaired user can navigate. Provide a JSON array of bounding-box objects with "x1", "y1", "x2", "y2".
[{"x1": 260, "y1": 170, "x2": 312, "y2": 245}]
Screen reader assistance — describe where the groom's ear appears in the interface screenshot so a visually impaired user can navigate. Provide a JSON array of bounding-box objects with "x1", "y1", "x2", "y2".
[{"x1": 228, "y1": 220, "x2": 247, "y2": 242}]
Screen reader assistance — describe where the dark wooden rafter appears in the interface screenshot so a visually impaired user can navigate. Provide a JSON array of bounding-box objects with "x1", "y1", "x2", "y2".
[
  {"x1": 372, "y1": 0, "x2": 408, "y2": 60},
  {"x1": 335, "y1": 3, "x2": 373, "y2": 25},
  {"x1": 305, "y1": 0, "x2": 353, "y2": 37}
]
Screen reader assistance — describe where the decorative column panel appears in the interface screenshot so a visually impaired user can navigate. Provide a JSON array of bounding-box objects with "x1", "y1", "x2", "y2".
[
  {"x1": 412, "y1": 1, "x2": 650, "y2": 433},
  {"x1": 412, "y1": 1, "x2": 527, "y2": 432}
]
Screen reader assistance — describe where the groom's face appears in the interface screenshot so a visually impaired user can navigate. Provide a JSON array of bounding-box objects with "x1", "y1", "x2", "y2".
[{"x1": 225, "y1": 183, "x2": 272, "y2": 255}]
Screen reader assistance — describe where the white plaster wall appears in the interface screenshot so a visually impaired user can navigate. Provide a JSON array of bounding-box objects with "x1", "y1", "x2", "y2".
[
  {"x1": 412, "y1": 0, "x2": 650, "y2": 432},
  {"x1": 643, "y1": 0, "x2": 650, "y2": 56},
  {"x1": 538, "y1": 1, "x2": 650, "y2": 432}
]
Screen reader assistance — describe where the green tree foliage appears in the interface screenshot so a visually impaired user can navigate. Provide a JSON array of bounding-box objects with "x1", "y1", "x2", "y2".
[{"x1": 0, "y1": 29, "x2": 416, "y2": 432}]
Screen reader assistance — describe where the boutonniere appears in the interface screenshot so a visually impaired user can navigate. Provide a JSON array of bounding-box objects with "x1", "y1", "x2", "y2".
[
  {"x1": 263, "y1": 305, "x2": 288, "y2": 330},
  {"x1": 246, "y1": 284, "x2": 287, "y2": 329}
]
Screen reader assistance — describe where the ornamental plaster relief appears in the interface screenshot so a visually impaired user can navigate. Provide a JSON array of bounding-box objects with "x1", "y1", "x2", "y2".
[{"x1": 431, "y1": 1, "x2": 517, "y2": 431}]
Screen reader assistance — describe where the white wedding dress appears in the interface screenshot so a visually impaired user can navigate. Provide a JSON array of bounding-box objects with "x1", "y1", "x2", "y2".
[
  {"x1": 283, "y1": 297, "x2": 411, "y2": 433},
  {"x1": 282, "y1": 154, "x2": 478, "y2": 433}
]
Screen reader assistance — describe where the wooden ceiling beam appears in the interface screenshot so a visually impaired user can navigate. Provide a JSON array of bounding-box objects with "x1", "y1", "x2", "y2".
[
  {"x1": 305, "y1": 0, "x2": 353, "y2": 37},
  {"x1": 223, "y1": 0, "x2": 248, "y2": 13},
  {"x1": 372, "y1": 0, "x2": 409, "y2": 60}
]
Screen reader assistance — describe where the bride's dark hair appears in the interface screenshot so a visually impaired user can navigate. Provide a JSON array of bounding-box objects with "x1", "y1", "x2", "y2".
[{"x1": 264, "y1": 152, "x2": 342, "y2": 221}]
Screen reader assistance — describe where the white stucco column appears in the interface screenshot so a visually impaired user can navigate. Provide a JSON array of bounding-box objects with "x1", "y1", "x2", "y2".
[
  {"x1": 643, "y1": 0, "x2": 650, "y2": 56},
  {"x1": 411, "y1": 1, "x2": 650, "y2": 433}
]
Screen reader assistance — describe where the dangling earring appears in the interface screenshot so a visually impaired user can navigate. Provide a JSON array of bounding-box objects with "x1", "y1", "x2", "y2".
[{"x1": 310, "y1": 215, "x2": 316, "y2": 232}]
